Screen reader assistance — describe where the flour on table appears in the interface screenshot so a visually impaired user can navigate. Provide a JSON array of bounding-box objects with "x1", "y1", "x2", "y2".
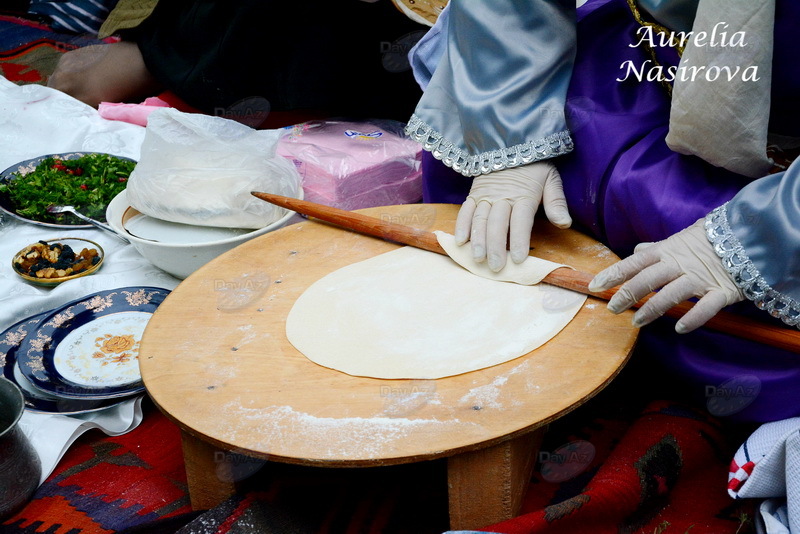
[{"x1": 219, "y1": 403, "x2": 472, "y2": 458}]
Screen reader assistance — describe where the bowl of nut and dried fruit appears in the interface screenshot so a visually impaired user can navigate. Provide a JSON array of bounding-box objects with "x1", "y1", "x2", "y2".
[{"x1": 12, "y1": 238, "x2": 104, "y2": 286}]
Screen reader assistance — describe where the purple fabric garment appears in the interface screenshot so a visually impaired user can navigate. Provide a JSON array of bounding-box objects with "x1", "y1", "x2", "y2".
[
  {"x1": 421, "y1": 150, "x2": 470, "y2": 204},
  {"x1": 420, "y1": 0, "x2": 800, "y2": 423},
  {"x1": 559, "y1": 0, "x2": 754, "y2": 256}
]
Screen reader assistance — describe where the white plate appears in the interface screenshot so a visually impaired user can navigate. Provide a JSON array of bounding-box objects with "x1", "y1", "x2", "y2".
[
  {"x1": 53, "y1": 311, "x2": 150, "y2": 388},
  {"x1": 124, "y1": 213, "x2": 251, "y2": 244}
]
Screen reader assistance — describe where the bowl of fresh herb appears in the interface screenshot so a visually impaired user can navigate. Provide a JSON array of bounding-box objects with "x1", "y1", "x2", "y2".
[{"x1": 0, "y1": 153, "x2": 136, "y2": 228}]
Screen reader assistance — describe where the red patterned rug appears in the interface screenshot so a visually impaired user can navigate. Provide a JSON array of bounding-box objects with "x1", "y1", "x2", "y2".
[
  {"x1": 1, "y1": 361, "x2": 758, "y2": 534},
  {"x1": 1, "y1": 401, "x2": 194, "y2": 534},
  {"x1": 166, "y1": 401, "x2": 757, "y2": 534},
  {"x1": 0, "y1": 399, "x2": 451, "y2": 534},
  {"x1": 0, "y1": 12, "x2": 112, "y2": 86},
  {"x1": 483, "y1": 400, "x2": 755, "y2": 534}
]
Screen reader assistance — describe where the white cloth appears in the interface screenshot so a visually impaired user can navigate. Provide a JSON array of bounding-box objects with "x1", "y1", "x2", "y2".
[
  {"x1": 666, "y1": 0, "x2": 776, "y2": 178},
  {"x1": 19, "y1": 396, "x2": 145, "y2": 485},
  {"x1": 729, "y1": 418, "x2": 800, "y2": 533},
  {"x1": 758, "y1": 500, "x2": 791, "y2": 534},
  {"x1": 0, "y1": 75, "x2": 180, "y2": 487},
  {"x1": 0, "y1": 76, "x2": 145, "y2": 170}
]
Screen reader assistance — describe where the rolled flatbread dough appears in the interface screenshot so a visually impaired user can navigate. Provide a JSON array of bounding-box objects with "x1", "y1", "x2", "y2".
[
  {"x1": 286, "y1": 237, "x2": 586, "y2": 379},
  {"x1": 434, "y1": 231, "x2": 568, "y2": 285}
]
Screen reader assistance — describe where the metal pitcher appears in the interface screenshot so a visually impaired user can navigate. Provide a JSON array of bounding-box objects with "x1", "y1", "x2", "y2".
[{"x1": 0, "y1": 376, "x2": 41, "y2": 520}]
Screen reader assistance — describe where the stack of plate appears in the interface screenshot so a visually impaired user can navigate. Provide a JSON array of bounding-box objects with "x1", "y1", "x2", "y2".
[{"x1": 0, "y1": 287, "x2": 170, "y2": 415}]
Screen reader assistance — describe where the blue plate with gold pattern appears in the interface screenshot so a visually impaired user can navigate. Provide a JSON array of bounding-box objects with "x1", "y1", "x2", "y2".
[
  {"x1": 16, "y1": 287, "x2": 169, "y2": 400},
  {"x1": 1, "y1": 311, "x2": 125, "y2": 413}
]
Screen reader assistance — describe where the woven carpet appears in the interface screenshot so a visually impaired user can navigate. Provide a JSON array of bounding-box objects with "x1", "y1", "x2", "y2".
[
  {"x1": 167, "y1": 371, "x2": 759, "y2": 534},
  {"x1": 0, "y1": 400, "x2": 195, "y2": 534},
  {"x1": 482, "y1": 400, "x2": 755, "y2": 534},
  {"x1": 0, "y1": 12, "x2": 113, "y2": 86},
  {"x1": 1, "y1": 357, "x2": 759, "y2": 534}
]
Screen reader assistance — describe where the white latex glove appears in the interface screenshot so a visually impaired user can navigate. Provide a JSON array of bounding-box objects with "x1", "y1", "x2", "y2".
[
  {"x1": 455, "y1": 161, "x2": 572, "y2": 272},
  {"x1": 588, "y1": 218, "x2": 745, "y2": 333}
]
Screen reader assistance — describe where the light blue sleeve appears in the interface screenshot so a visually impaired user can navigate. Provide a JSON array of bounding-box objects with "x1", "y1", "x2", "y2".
[
  {"x1": 407, "y1": 2, "x2": 451, "y2": 90},
  {"x1": 405, "y1": 0, "x2": 577, "y2": 177},
  {"x1": 705, "y1": 161, "x2": 800, "y2": 327}
]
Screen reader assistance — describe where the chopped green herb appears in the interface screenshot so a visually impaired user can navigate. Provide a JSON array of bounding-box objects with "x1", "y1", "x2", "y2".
[{"x1": 0, "y1": 153, "x2": 135, "y2": 224}]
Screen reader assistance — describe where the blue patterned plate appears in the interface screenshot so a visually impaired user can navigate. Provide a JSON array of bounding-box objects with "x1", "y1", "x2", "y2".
[
  {"x1": 16, "y1": 287, "x2": 170, "y2": 400},
  {"x1": 0, "y1": 312, "x2": 125, "y2": 414}
]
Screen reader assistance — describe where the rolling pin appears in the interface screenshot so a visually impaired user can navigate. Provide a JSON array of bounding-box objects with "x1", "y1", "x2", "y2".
[{"x1": 252, "y1": 191, "x2": 800, "y2": 353}]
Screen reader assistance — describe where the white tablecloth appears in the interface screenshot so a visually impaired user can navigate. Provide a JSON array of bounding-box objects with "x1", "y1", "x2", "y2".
[{"x1": 0, "y1": 76, "x2": 180, "y2": 484}]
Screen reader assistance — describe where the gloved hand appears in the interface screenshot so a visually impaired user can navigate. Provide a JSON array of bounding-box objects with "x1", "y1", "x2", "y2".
[
  {"x1": 588, "y1": 218, "x2": 745, "y2": 333},
  {"x1": 455, "y1": 161, "x2": 572, "y2": 272}
]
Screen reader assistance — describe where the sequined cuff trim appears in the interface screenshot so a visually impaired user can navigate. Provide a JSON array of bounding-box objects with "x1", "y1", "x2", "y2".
[
  {"x1": 405, "y1": 114, "x2": 574, "y2": 177},
  {"x1": 705, "y1": 204, "x2": 800, "y2": 327}
]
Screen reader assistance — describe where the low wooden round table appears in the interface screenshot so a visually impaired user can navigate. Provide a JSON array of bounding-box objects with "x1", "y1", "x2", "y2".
[{"x1": 138, "y1": 204, "x2": 638, "y2": 530}]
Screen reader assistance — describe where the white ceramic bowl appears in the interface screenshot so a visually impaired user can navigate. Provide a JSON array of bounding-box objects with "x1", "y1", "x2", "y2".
[{"x1": 106, "y1": 190, "x2": 298, "y2": 279}]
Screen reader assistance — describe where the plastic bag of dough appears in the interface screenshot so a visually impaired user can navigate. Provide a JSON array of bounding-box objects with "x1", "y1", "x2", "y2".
[{"x1": 125, "y1": 108, "x2": 302, "y2": 229}]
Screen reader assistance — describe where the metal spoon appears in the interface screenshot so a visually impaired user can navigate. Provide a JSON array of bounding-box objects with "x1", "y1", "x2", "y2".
[{"x1": 46, "y1": 205, "x2": 130, "y2": 244}]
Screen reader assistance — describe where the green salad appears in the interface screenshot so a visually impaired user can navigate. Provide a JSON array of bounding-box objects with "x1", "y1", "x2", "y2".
[{"x1": 0, "y1": 153, "x2": 136, "y2": 224}]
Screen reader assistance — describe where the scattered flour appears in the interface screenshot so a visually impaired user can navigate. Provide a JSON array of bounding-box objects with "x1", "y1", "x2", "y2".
[
  {"x1": 216, "y1": 402, "x2": 476, "y2": 459},
  {"x1": 460, "y1": 376, "x2": 508, "y2": 409},
  {"x1": 459, "y1": 360, "x2": 532, "y2": 410},
  {"x1": 381, "y1": 388, "x2": 440, "y2": 417},
  {"x1": 580, "y1": 242, "x2": 613, "y2": 259},
  {"x1": 232, "y1": 324, "x2": 267, "y2": 349}
]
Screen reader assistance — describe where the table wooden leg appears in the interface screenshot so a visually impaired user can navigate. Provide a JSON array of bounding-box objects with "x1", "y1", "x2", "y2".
[
  {"x1": 180, "y1": 430, "x2": 238, "y2": 511},
  {"x1": 447, "y1": 427, "x2": 545, "y2": 531}
]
